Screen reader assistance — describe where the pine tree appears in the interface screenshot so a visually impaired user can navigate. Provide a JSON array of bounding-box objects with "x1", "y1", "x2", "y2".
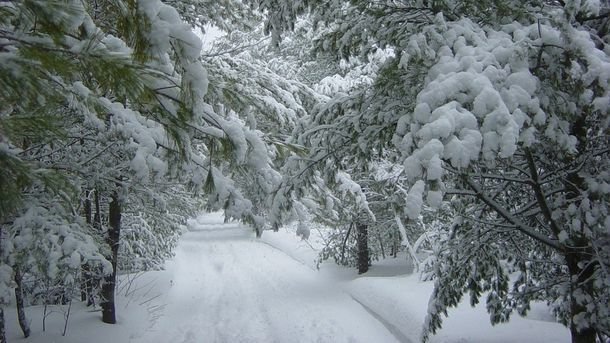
[
  {"x1": 0, "y1": 0, "x2": 213, "y2": 330},
  {"x1": 253, "y1": 0, "x2": 610, "y2": 341},
  {"x1": 2, "y1": 0, "x2": 322, "y2": 335}
]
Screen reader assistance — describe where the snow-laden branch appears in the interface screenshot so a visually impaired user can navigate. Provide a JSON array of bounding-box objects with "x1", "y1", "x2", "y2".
[
  {"x1": 395, "y1": 215, "x2": 421, "y2": 269},
  {"x1": 524, "y1": 149, "x2": 561, "y2": 237},
  {"x1": 201, "y1": 36, "x2": 271, "y2": 58}
]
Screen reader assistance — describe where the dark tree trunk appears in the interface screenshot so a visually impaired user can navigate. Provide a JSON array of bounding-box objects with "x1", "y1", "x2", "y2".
[
  {"x1": 564, "y1": 113, "x2": 597, "y2": 343},
  {"x1": 570, "y1": 331, "x2": 596, "y2": 343},
  {"x1": 14, "y1": 268, "x2": 30, "y2": 337},
  {"x1": 90, "y1": 189, "x2": 102, "y2": 306},
  {"x1": 0, "y1": 227, "x2": 5, "y2": 343},
  {"x1": 94, "y1": 189, "x2": 101, "y2": 230},
  {"x1": 83, "y1": 264, "x2": 94, "y2": 306},
  {"x1": 565, "y1": 245, "x2": 597, "y2": 343},
  {"x1": 101, "y1": 191, "x2": 121, "y2": 324},
  {"x1": 0, "y1": 307, "x2": 6, "y2": 343},
  {"x1": 376, "y1": 231, "x2": 385, "y2": 259},
  {"x1": 81, "y1": 192, "x2": 92, "y2": 303},
  {"x1": 356, "y1": 222, "x2": 369, "y2": 274},
  {"x1": 340, "y1": 223, "x2": 353, "y2": 265},
  {"x1": 84, "y1": 190, "x2": 92, "y2": 225},
  {"x1": 392, "y1": 231, "x2": 399, "y2": 258}
]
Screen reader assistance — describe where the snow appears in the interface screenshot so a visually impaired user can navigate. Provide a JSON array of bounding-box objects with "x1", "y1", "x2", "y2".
[
  {"x1": 335, "y1": 170, "x2": 375, "y2": 221},
  {"x1": 348, "y1": 275, "x2": 570, "y2": 343},
  {"x1": 426, "y1": 190, "x2": 443, "y2": 209},
  {"x1": 0, "y1": 265, "x2": 13, "y2": 304},
  {"x1": 6, "y1": 213, "x2": 571, "y2": 343},
  {"x1": 426, "y1": 155, "x2": 442, "y2": 181},
  {"x1": 405, "y1": 180, "x2": 426, "y2": 220}
]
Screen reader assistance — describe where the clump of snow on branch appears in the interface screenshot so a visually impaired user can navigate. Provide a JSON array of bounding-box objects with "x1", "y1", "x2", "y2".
[
  {"x1": 396, "y1": 13, "x2": 610, "y2": 218},
  {"x1": 335, "y1": 171, "x2": 375, "y2": 221}
]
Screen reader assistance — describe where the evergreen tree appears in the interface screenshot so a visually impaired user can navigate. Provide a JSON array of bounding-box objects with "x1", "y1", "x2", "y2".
[
  {"x1": 253, "y1": 0, "x2": 610, "y2": 342},
  {"x1": 1, "y1": 0, "x2": 311, "y2": 334}
]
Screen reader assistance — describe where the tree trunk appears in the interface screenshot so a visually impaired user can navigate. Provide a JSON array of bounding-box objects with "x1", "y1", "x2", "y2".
[
  {"x1": 0, "y1": 307, "x2": 6, "y2": 343},
  {"x1": 89, "y1": 188, "x2": 102, "y2": 307},
  {"x1": 84, "y1": 190, "x2": 92, "y2": 225},
  {"x1": 82, "y1": 264, "x2": 94, "y2": 306},
  {"x1": 564, "y1": 114, "x2": 597, "y2": 343},
  {"x1": 14, "y1": 268, "x2": 30, "y2": 337},
  {"x1": 80, "y1": 191, "x2": 91, "y2": 301},
  {"x1": 101, "y1": 191, "x2": 121, "y2": 324},
  {"x1": 356, "y1": 222, "x2": 369, "y2": 274},
  {"x1": 377, "y1": 230, "x2": 385, "y2": 259},
  {"x1": 389, "y1": 232, "x2": 396, "y2": 258},
  {"x1": 81, "y1": 192, "x2": 92, "y2": 303},
  {"x1": 0, "y1": 226, "x2": 5, "y2": 343},
  {"x1": 570, "y1": 331, "x2": 596, "y2": 343},
  {"x1": 566, "y1": 248, "x2": 597, "y2": 343},
  {"x1": 340, "y1": 223, "x2": 353, "y2": 265},
  {"x1": 94, "y1": 189, "x2": 101, "y2": 230}
]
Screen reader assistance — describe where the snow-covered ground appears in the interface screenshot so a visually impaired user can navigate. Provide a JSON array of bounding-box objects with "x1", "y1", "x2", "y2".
[{"x1": 7, "y1": 212, "x2": 570, "y2": 342}]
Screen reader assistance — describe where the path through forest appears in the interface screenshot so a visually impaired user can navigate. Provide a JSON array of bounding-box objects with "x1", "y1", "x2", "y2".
[{"x1": 132, "y1": 213, "x2": 402, "y2": 343}]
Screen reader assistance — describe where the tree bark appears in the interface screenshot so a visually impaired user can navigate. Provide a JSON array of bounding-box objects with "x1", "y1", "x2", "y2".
[
  {"x1": 0, "y1": 307, "x2": 6, "y2": 343},
  {"x1": 85, "y1": 189, "x2": 103, "y2": 307},
  {"x1": 83, "y1": 264, "x2": 94, "y2": 306},
  {"x1": 101, "y1": 191, "x2": 120, "y2": 324},
  {"x1": 84, "y1": 190, "x2": 92, "y2": 225},
  {"x1": 94, "y1": 189, "x2": 101, "y2": 230},
  {"x1": 564, "y1": 113, "x2": 597, "y2": 343},
  {"x1": 356, "y1": 222, "x2": 369, "y2": 274},
  {"x1": 14, "y1": 268, "x2": 30, "y2": 337},
  {"x1": 340, "y1": 223, "x2": 353, "y2": 265},
  {"x1": 0, "y1": 226, "x2": 5, "y2": 343},
  {"x1": 569, "y1": 330, "x2": 596, "y2": 343},
  {"x1": 566, "y1": 249, "x2": 597, "y2": 343},
  {"x1": 81, "y1": 192, "x2": 92, "y2": 303},
  {"x1": 376, "y1": 230, "x2": 385, "y2": 259}
]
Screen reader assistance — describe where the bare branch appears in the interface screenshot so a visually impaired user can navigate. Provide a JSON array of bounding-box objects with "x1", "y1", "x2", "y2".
[{"x1": 464, "y1": 176, "x2": 563, "y2": 251}]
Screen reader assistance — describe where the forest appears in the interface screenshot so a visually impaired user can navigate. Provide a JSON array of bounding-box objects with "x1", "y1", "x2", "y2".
[{"x1": 0, "y1": 1, "x2": 609, "y2": 342}]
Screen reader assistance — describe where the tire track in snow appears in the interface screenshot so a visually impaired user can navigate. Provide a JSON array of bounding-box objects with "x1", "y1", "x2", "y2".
[
  {"x1": 349, "y1": 295, "x2": 413, "y2": 343},
  {"x1": 136, "y1": 217, "x2": 400, "y2": 343},
  {"x1": 257, "y1": 239, "x2": 316, "y2": 271},
  {"x1": 231, "y1": 229, "x2": 407, "y2": 343},
  {"x1": 258, "y1": 234, "x2": 413, "y2": 342}
]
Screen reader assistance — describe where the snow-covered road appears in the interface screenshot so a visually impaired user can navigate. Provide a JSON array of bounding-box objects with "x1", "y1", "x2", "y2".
[
  {"x1": 4, "y1": 212, "x2": 570, "y2": 343},
  {"x1": 134, "y1": 213, "x2": 401, "y2": 343}
]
